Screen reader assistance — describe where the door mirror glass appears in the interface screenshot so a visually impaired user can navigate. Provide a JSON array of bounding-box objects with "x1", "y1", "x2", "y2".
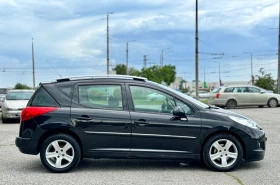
[{"x1": 172, "y1": 106, "x2": 186, "y2": 120}]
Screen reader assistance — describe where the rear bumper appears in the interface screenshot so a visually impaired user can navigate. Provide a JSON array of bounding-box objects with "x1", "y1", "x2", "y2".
[{"x1": 15, "y1": 137, "x2": 39, "y2": 155}]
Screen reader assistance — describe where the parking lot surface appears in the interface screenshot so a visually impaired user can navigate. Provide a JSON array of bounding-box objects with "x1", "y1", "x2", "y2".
[{"x1": 0, "y1": 107, "x2": 279, "y2": 185}]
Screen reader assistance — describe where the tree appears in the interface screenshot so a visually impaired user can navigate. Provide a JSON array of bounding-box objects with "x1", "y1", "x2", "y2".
[
  {"x1": 113, "y1": 64, "x2": 126, "y2": 75},
  {"x1": 254, "y1": 68, "x2": 276, "y2": 92},
  {"x1": 113, "y1": 64, "x2": 176, "y2": 85},
  {"x1": 14, "y1": 83, "x2": 32, "y2": 89}
]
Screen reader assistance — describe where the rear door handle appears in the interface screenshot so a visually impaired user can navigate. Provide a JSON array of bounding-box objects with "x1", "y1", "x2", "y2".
[
  {"x1": 134, "y1": 119, "x2": 149, "y2": 126},
  {"x1": 76, "y1": 115, "x2": 92, "y2": 121}
]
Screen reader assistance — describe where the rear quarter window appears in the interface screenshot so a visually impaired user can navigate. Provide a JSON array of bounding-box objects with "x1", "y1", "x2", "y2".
[{"x1": 30, "y1": 87, "x2": 59, "y2": 107}]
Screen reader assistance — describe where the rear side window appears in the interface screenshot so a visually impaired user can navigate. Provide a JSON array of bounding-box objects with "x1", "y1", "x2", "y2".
[
  {"x1": 78, "y1": 85, "x2": 123, "y2": 110},
  {"x1": 30, "y1": 87, "x2": 59, "y2": 107},
  {"x1": 224, "y1": 87, "x2": 234, "y2": 93}
]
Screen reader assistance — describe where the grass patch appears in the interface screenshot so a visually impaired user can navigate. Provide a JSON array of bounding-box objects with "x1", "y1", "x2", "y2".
[{"x1": 200, "y1": 99, "x2": 209, "y2": 104}]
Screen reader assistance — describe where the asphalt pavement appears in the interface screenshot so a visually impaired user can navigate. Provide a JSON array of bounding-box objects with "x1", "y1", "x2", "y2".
[{"x1": 0, "y1": 107, "x2": 279, "y2": 185}]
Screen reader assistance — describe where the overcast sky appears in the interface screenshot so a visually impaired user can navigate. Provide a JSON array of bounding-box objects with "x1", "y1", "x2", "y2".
[{"x1": 0, "y1": 0, "x2": 278, "y2": 87}]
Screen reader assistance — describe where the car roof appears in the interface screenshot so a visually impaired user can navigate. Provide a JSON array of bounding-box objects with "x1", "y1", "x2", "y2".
[{"x1": 41, "y1": 75, "x2": 147, "y2": 85}]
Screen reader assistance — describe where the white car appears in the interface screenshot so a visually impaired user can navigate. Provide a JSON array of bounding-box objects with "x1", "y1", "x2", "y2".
[
  {"x1": 147, "y1": 92, "x2": 166, "y2": 101},
  {"x1": 2, "y1": 89, "x2": 34, "y2": 123},
  {"x1": 191, "y1": 90, "x2": 210, "y2": 99}
]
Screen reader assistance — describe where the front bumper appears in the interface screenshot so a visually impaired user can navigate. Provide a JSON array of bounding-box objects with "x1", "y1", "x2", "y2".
[
  {"x1": 245, "y1": 133, "x2": 267, "y2": 162},
  {"x1": 15, "y1": 137, "x2": 39, "y2": 155},
  {"x1": 2, "y1": 110, "x2": 22, "y2": 119}
]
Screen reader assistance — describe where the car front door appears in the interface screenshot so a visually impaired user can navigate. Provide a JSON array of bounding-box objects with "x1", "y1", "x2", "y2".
[
  {"x1": 71, "y1": 82, "x2": 132, "y2": 157},
  {"x1": 247, "y1": 87, "x2": 267, "y2": 105},
  {"x1": 126, "y1": 84, "x2": 202, "y2": 158}
]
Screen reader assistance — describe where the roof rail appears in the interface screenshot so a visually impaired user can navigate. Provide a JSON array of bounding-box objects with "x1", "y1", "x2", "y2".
[{"x1": 56, "y1": 75, "x2": 147, "y2": 82}]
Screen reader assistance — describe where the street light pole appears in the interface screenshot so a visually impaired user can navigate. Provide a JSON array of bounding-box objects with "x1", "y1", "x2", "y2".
[
  {"x1": 278, "y1": 0, "x2": 280, "y2": 93},
  {"x1": 107, "y1": 12, "x2": 113, "y2": 75},
  {"x1": 195, "y1": 0, "x2": 199, "y2": 99},
  {"x1": 32, "y1": 38, "x2": 35, "y2": 90}
]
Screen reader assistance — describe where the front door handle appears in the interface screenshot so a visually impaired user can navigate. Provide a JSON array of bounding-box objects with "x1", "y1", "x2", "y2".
[
  {"x1": 134, "y1": 119, "x2": 149, "y2": 126},
  {"x1": 76, "y1": 115, "x2": 92, "y2": 121}
]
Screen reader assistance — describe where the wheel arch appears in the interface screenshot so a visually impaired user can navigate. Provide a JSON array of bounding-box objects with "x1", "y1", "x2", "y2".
[
  {"x1": 37, "y1": 128, "x2": 84, "y2": 157},
  {"x1": 200, "y1": 130, "x2": 246, "y2": 161}
]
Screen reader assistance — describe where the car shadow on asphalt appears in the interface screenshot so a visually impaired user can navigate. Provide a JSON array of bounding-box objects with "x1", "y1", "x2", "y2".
[{"x1": 21, "y1": 159, "x2": 262, "y2": 173}]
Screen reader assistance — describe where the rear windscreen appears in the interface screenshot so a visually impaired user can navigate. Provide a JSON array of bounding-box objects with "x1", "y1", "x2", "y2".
[{"x1": 212, "y1": 88, "x2": 221, "y2": 93}]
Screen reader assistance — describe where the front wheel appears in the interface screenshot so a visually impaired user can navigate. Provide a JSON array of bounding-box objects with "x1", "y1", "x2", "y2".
[
  {"x1": 40, "y1": 134, "x2": 81, "y2": 173},
  {"x1": 268, "y1": 98, "x2": 278, "y2": 108},
  {"x1": 203, "y1": 134, "x2": 243, "y2": 171}
]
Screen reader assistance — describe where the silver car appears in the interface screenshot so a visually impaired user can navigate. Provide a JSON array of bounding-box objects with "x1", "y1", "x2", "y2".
[
  {"x1": 209, "y1": 85, "x2": 280, "y2": 109},
  {"x1": 0, "y1": 88, "x2": 10, "y2": 111},
  {"x1": 1, "y1": 89, "x2": 34, "y2": 123}
]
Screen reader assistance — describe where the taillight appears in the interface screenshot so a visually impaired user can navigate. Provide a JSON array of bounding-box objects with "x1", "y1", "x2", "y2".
[
  {"x1": 21, "y1": 107, "x2": 58, "y2": 122},
  {"x1": 216, "y1": 93, "x2": 221, "y2": 99}
]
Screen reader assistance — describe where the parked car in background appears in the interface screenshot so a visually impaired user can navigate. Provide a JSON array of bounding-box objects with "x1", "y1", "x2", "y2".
[
  {"x1": 209, "y1": 85, "x2": 280, "y2": 109},
  {"x1": 0, "y1": 88, "x2": 11, "y2": 111},
  {"x1": 147, "y1": 92, "x2": 165, "y2": 101},
  {"x1": 191, "y1": 90, "x2": 210, "y2": 99},
  {"x1": 2, "y1": 89, "x2": 34, "y2": 123},
  {"x1": 16, "y1": 76, "x2": 266, "y2": 173}
]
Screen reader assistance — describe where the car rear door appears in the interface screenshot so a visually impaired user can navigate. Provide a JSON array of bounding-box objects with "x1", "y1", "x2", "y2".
[
  {"x1": 126, "y1": 83, "x2": 202, "y2": 158},
  {"x1": 70, "y1": 82, "x2": 132, "y2": 157}
]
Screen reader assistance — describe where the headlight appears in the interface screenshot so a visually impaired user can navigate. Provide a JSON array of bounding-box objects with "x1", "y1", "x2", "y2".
[
  {"x1": 0, "y1": 97, "x2": 4, "y2": 102},
  {"x1": 229, "y1": 115, "x2": 260, "y2": 129}
]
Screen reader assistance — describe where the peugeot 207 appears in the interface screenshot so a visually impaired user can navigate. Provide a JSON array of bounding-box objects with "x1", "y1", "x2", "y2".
[{"x1": 15, "y1": 76, "x2": 266, "y2": 173}]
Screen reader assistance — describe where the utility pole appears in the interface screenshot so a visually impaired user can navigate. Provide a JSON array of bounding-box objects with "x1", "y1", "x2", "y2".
[
  {"x1": 32, "y1": 38, "x2": 35, "y2": 90},
  {"x1": 278, "y1": 0, "x2": 280, "y2": 93},
  {"x1": 195, "y1": 0, "x2": 199, "y2": 99},
  {"x1": 143, "y1": 55, "x2": 147, "y2": 68},
  {"x1": 107, "y1": 12, "x2": 113, "y2": 75},
  {"x1": 160, "y1": 48, "x2": 169, "y2": 67},
  {"x1": 250, "y1": 53, "x2": 254, "y2": 85},
  {"x1": 219, "y1": 62, "x2": 221, "y2": 86},
  {"x1": 126, "y1": 41, "x2": 128, "y2": 74},
  {"x1": 126, "y1": 40, "x2": 135, "y2": 75}
]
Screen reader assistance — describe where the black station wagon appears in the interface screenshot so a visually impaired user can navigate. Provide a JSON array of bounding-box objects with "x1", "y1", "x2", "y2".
[{"x1": 15, "y1": 76, "x2": 266, "y2": 173}]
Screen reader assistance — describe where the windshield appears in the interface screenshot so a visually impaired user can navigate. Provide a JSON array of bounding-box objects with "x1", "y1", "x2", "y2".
[
  {"x1": 6, "y1": 91, "x2": 33, "y2": 100},
  {"x1": 148, "y1": 81, "x2": 209, "y2": 109}
]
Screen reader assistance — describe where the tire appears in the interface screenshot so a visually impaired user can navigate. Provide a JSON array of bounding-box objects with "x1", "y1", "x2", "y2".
[
  {"x1": 226, "y1": 99, "x2": 237, "y2": 109},
  {"x1": 40, "y1": 134, "x2": 81, "y2": 173},
  {"x1": 267, "y1": 98, "x2": 278, "y2": 108},
  {"x1": 203, "y1": 134, "x2": 243, "y2": 172},
  {"x1": 1, "y1": 115, "x2": 8, "y2": 123}
]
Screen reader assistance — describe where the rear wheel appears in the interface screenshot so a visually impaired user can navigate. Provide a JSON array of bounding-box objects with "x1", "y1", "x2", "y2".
[
  {"x1": 268, "y1": 98, "x2": 278, "y2": 108},
  {"x1": 40, "y1": 134, "x2": 81, "y2": 173},
  {"x1": 226, "y1": 99, "x2": 237, "y2": 109},
  {"x1": 203, "y1": 134, "x2": 243, "y2": 171}
]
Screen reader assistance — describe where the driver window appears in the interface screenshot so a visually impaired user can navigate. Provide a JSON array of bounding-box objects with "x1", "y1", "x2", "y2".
[{"x1": 130, "y1": 86, "x2": 175, "y2": 114}]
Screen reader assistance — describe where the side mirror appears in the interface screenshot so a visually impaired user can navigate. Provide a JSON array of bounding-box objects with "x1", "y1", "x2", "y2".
[
  {"x1": 260, "y1": 90, "x2": 266, "y2": 94},
  {"x1": 172, "y1": 106, "x2": 187, "y2": 121}
]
